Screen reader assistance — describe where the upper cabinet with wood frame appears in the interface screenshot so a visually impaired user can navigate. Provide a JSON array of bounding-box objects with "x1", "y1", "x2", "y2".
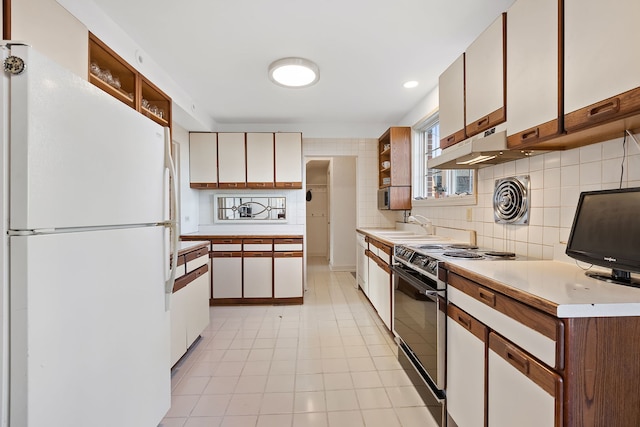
[
  {"x1": 563, "y1": 0, "x2": 640, "y2": 137},
  {"x1": 464, "y1": 13, "x2": 506, "y2": 138},
  {"x1": 274, "y1": 132, "x2": 303, "y2": 189},
  {"x1": 246, "y1": 132, "x2": 275, "y2": 188},
  {"x1": 88, "y1": 33, "x2": 171, "y2": 129},
  {"x1": 217, "y1": 133, "x2": 247, "y2": 189},
  {"x1": 439, "y1": 54, "x2": 466, "y2": 150},
  {"x1": 506, "y1": 0, "x2": 562, "y2": 149}
]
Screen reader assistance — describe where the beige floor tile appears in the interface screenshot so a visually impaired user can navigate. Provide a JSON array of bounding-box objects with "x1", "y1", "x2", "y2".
[
  {"x1": 327, "y1": 410, "x2": 364, "y2": 427},
  {"x1": 225, "y1": 393, "x2": 262, "y2": 416},
  {"x1": 295, "y1": 373, "x2": 324, "y2": 391},
  {"x1": 293, "y1": 412, "x2": 328, "y2": 427},
  {"x1": 183, "y1": 417, "x2": 223, "y2": 427},
  {"x1": 191, "y1": 395, "x2": 231, "y2": 417},
  {"x1": 256, "y1": 414, "x2": 293, "y2": 427},
  {"x1": 219, "y1": 415, "x2": 257, "y2": 427},
  {"x1": 203, "y1": 376, "x2": 239, "y2": 395},
  {"x1": 350, "y1": 371, "x2": 383, "y2": 389},
  {"x1": 355, "y1": 388, "x2": 392, "y2": 409},
  {"x1": 293, "y1": 391, "x2": 326, "y2": 413},
  {"x1": 260, "y1": 392, "x2": 295, "y2": 414},
  {"x1": 385, "y1": 386, "x2": 426, "y2": 408},
  {"x1": 323, "y1": 372, "x2": 354, "y2": 390},
  {"x1": 265, "y1": 374, "x2": 296, "y2": 392},
  {"x1": 325, "y1": 389, "x2": 359, "y2": 411},
  {"x1": 234, "y1": 375, "x2": 267, "y2": 393},
  {"x1": 361, "y1": 408, "x2": 401, "y2": 427}
]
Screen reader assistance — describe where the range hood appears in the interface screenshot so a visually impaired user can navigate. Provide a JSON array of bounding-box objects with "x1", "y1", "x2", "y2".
[{"x1": 428, "y1": 124, "x2": 535, "y2": 169}]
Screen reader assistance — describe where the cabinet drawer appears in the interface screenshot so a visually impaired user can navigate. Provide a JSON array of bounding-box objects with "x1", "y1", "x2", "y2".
[
  {"x1": 186, "y1": 254, "x2": 209, "y2": 273},
  {"x1": 274, "y1": 238, "x2": 303, "y2": 251},
  {"x1": 273, "y1": 251, "x2": 303, "y2": 258},
  {"x1": 184, "y1": 246, "x2": 209, "y2": 263},
  {"x1": 244, "y1": 239, "x2": 273, "y2": 251},
  {"x1": 448, "y1": 273, "x2": 564, "y2": 369},
  {"x1": 211, "y1": 251, "x2": 242, "y2": 258}
]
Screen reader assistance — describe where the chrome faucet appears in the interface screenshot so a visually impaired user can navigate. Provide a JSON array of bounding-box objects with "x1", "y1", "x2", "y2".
[{"x1": 407, "y1": 214, "x2": 433, "y2": 235}]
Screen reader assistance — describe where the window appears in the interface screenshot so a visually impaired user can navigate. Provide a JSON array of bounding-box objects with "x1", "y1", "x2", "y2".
[{"x1": 412, "y1": 114, "x2": 476, "y2": 204}]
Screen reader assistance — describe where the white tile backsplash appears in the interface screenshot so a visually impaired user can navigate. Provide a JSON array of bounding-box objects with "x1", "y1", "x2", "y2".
[{"x1": 409, "y1": 131, "x2": 640, "y2": 260}]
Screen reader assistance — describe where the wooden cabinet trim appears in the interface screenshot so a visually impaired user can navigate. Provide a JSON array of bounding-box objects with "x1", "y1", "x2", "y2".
[
  {"x1": 173, "y1": 264, "x2": 208, "y2": 293},
  {"x1": 465, "y1": 106, "x2": 506, "y2": 138},
  {"x1": 506, "y1": 118, "x2": 562, "y2": 150},
  {"x1": 274, "y1": 182, "x2": 303, "y2": 189},
  {"x1": 184, "y1": 247, "x2": 208, "y2": 263},
  {"x1": 243, "y1": 238, "x2": 274, "y2": 245},
  {"x1": 210, "y1": 238, "x2": 243, "y2": 244},
  {"x1": 564, "y1": 86, "x2": 640, "y2": 133},
  {"x1": 190, "y1": 183, "x2": 218, "y2": 189},
  {"x1": 274, "y1": 238, "x2": 303, "y2": 245},
  {"x1": 369, "y1": 238, "x2": 392, "y2": 255},
  {"x1": 211, "y1": 251, "x2": 242, "y2": 258},
  {"x1": 489, "y1": 332, "x2": 563, "y2": 403},
  {"x1": 448, "y1": 303, "x2": 488, "y2": 342},
  {"x1": 273, "y1": 251, "x2": 303, "y2": 258},
  {"x1": 243, "y1": 251, "x2": 273, "y2": 257},
  {"x1": 440, "y1": 129, "x2": 467, "y2": 150}
]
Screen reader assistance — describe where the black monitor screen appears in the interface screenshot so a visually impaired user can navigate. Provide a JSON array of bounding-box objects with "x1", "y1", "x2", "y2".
[{"x1": 566, "y1": 187, "x2": 640, "y2": 277}]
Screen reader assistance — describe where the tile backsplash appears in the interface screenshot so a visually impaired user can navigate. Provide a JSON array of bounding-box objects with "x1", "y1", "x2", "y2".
[{"x1": 411, "y1": 132, "x2": 640, "y2": 260}]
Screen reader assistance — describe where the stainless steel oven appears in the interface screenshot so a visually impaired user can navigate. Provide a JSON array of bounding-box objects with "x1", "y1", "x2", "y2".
[{"x1": 392, "y1": 245, "x2": 447, "y2": 426}]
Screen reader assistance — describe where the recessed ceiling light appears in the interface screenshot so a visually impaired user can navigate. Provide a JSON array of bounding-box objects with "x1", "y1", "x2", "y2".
[
  {"x1": 403, "y1": 80, "x2": 419, "y2": 89},
  {"x1": 269, "y1": 57, "x2": 320, "y2": 88}
]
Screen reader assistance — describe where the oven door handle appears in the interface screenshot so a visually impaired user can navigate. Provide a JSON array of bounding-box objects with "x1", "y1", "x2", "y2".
[{"x1": 422, "y1": 290, "x2": 439, "y2": 297}]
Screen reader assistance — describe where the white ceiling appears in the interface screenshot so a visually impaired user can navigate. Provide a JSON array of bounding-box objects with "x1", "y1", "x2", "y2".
[{"x1": 90, "y1": 0, "x2": 515, "y2": 131}]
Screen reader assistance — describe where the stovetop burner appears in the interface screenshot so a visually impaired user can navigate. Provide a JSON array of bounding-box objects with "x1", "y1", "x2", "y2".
[
  {"x1": 447, "y1": 244, "x2": 479, "y2": 250},
  {"x1": 415, "y1": 244, "x2": 446, "y2": 250},
  {"x1": 442, "y1": 251, "x2": 484, "y2": 259},
  {"x1": 484, "y1": 251, "x2": 516, "y2": 258}
]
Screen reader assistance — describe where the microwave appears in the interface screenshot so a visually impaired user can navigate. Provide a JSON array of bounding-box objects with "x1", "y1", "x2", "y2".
[{"x1": 378, "y1": 188, "x2": 390, "y2": 210}]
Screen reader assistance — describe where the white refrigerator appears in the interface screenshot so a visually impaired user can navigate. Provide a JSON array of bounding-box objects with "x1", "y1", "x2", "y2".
[{"x1": 1, "y1": 44, "x2": 177, "y2": 426}]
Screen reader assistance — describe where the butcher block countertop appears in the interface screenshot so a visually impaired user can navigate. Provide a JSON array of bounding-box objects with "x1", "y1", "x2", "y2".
[{"x1": 445, "y1": 259, "x2": 640, "y2": 318}]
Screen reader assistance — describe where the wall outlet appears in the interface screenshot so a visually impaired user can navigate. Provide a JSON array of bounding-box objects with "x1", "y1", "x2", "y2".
[{"x1": 466, "y1": 208, "x2": 473, "y2": 222}]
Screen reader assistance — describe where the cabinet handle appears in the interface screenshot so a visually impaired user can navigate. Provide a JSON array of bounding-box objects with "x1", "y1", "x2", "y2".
[
  {"x1": 476, "y1": 115, "x2": 490, "y2": 128},
  {"x1": 457, "y1": 314, "x2": 472, "y2": 330},
  {"x1": 506, "y1": 348, "x2": 530, "y2": 375},
  {"x1": 520, "y1": 127, "x2": 539, "y2": 141},
  {"x1": 587, "y1": 98, "x2": 620, "y2": 119},
  {"x1": 446, "y1": 135, "x2": 456, "y2": 143},
  {"x1": 478, "y1": 289, "x2": 496, "y2": 306},
  {"x1": 284, "y1": 182, "x2": 293, "y2": 187}
]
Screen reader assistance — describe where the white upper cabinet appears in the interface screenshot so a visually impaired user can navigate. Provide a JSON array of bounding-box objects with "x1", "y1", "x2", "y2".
[
  {"x1": 246, "y1": 133, "x2": 275, "y2": 187},
  {"x1": 217, "y1": 132, "x2": 247, "y2": 188},
  {"x1": 506, "y1": 0, "x2": 561, "y2": 148},
  {"x1": 189, "y1": 132, "x2": 218, "y2": 188},
  {"x1": 564, "y1": 0, "x2": 640, "y2": 132},
  {"x1": 465, "y1": 13, "x2": 506, "y2": 138},
  {"x1": 439, "y1": 54, "x2": 466, "y2": 149},
  {"x1": 274, "y1": 132, "x2": 302, "y2": 188}
]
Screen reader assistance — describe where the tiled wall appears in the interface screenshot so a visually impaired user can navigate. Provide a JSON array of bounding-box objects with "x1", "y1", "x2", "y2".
[
  {"x1": 411, "y1": 133, "x2": 640, "y2": 260},
  {"x1": 303, "y1": 138, "x2": 398, "y2": 229}
]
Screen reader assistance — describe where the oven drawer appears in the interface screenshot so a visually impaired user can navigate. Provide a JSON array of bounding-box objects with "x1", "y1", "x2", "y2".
[{"x1": 448, "y1": 272, "x2": 564, "y2": 370}]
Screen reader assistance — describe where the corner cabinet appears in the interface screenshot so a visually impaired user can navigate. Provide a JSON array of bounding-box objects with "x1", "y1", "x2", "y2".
[
  {"x1": 378, "y1": 127, "x2": 411, "y2": 211},
  {"x1": 182, "y1": 236, "x2": 304, "y2": 305},
  {"x1": 88, "y1": 33, "x2": 171, "y2": 130}
]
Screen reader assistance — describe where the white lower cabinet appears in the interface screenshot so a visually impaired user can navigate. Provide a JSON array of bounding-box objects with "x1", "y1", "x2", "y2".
[
  {"x1": 274, "y1": 252, "x2": 303, "y2": 298},
  {"x1": 488, "y1": 332, "x2": 561, "y2": 427},
  {"x1": 243, "y1": 253, "x2": 273, "y2": 298},
  {"x1": 211, "y1": 254, "x2": 242, "y2": 298},
  {"x1": 170, "y1": 285, "x2": 188, "y2": 365},
  {"x1": 366, "y1": 251, "x2": 391, "y2": 330},
  {"x1": 446, "y1": 304, "x2": 486, "y2": 427},
  {"x1": 170, "y1": 246, "x2": 210, "y2": 366}
]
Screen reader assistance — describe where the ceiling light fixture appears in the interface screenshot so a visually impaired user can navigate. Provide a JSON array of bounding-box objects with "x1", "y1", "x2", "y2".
[
  {"x1": 269, "y1": 57, "x2": 319, "y2": 88},
  {"x1": 403, "y1": 80, "x2": 419, "y2": 88}
]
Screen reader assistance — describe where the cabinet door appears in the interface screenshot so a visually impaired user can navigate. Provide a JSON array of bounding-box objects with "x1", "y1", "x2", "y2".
[
  {"x1": 185, "y1": 269, "x2": 210, "y2": 344},
  {"x1": 274, "y1": 133, "x2": 302, "y2": 188},
  {"x1": 439, "y1": 54, "x2": 466, "y2": 149},
  {"x1": 506, "y1": 0, "x2": 561, "y2": 148},
  {"x1": 465, "y1": 13, "x2": 506, "y2": 137},
  {"x1": 273, "y1": 252, "x2": 303, "y2": 298},
  {"x1": 189, "y1": 132, "x2": 218, "y2": 188},
  {"x1": 170, "y1": 287, "x2": 188, "y2": 366},
  {"x1": 211, "y1": 254, "x2": 242, "y2": 298},
  {"x1": 488, "y1": 333, "x2": 563, "y2": 427},
  {"x1": 246, "y1": 133, "x2": 274, "y2": 187},
  {"x1": 243, "y1": 253, "x2": 273, "y2": 298},
  {"x1": 446, "y1": 304, "x2": 487, "y2": 427},
  {"x1": 217, "y1": 133, "x2": 246, "y2": 188},
  {"x1": 564, "y1": 0, "x2": 640, "y2": 132}
]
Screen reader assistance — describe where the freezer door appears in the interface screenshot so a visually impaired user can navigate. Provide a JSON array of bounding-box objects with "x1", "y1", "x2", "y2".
[
  {"x1": 10, "y1": 226, "x2": 170, "y2": 427},
  {"x1": 8, "y1": 45, "x2": 168, "y2": 230}
]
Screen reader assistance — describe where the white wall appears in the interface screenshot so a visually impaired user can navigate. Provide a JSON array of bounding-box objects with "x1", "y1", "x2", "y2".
[
  {"x1": 172, "y1": 125, "x2": 200, "y2": 234},
  {"x1": 328, "y1": 157, "x2": 357, "y2": 271}
]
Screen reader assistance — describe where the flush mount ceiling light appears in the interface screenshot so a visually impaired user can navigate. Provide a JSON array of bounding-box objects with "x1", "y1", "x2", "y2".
[
  {"x1": 269, "y1": 57, "x2": 319, "y2": 88},
  {"x1": 403, "y1": 80, "x2": 419, "y2": 88}
]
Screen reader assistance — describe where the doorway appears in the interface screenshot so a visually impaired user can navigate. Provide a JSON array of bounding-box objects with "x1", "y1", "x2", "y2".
[{"x1": 305, "y1": 156, "x2": 357, "y2": 271}]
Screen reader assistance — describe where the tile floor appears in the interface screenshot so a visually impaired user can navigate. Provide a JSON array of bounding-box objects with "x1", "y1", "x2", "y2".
[{"x1": 159, "y1": 257, "x2": 438, "y2": 427}]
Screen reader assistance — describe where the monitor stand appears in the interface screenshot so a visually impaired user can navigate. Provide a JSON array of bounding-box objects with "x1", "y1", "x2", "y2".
[{"x1": 586, "y1": 269, "x2": 640, "y2": 288}]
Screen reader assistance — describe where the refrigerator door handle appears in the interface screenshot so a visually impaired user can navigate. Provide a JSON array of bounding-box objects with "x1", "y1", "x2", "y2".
[{"x1": 164, "y1": 126, "x2": 180, "y2": 310}]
